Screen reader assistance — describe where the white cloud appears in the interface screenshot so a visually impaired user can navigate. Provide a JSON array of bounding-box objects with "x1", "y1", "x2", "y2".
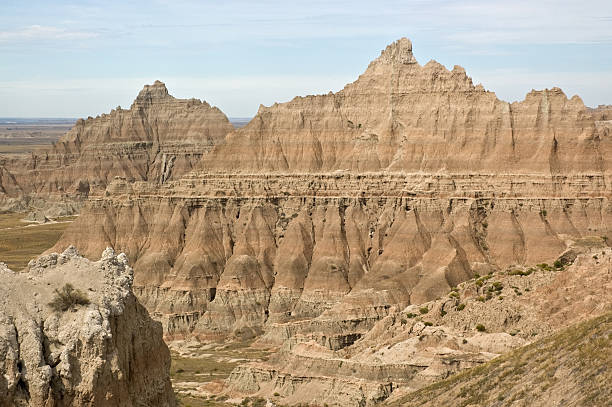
[{"x1": 0, "y1": 25, "x2": 98, "y2": 42}]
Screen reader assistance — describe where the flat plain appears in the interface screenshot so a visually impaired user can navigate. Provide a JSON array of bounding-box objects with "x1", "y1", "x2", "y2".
[{"x1": 0, "y1": 212, "x2": 76, "y2": 270}]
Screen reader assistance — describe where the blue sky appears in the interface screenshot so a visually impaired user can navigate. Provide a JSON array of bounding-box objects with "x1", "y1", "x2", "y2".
[{"x1": 1, "y1": 0, "x2": 611, "y2": 117}]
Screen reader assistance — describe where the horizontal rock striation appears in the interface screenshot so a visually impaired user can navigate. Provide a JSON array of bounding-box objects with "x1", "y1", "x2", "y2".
[
  {"x1": 0, "y1": 246, "x2": 175, "y2": 406},
  {"x1": 202, "y1": 38, "x2": 610, "y2": 175}
]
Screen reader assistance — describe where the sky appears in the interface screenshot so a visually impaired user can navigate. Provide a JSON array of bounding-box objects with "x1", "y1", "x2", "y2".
[{"x1": 1, "y1": 0, "x2": 611, "y2": 118}]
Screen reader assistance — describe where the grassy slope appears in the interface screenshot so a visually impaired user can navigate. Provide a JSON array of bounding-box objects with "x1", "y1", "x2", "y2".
[
  {"x1": 387, "y1": 312, "x2": 611, "y2": 407},
  {"x1": 0, "y1": 213, "x2": 75, "y2": 269}
]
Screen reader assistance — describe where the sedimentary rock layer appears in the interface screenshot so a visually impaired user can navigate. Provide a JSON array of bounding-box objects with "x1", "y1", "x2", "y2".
[
  {"x1": 0, "y1": 247, "x2": 175, "y2": 406},
  {"x1": 203, "y1": 38, "x2": 610, "y2": 174}
]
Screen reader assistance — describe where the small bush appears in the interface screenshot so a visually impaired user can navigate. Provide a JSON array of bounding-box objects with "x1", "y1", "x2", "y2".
[
  {"x1": 419, "y1": 306, "x2": 429, "y2": 315},
  {"x1": 424, "y1": 321, "x2": 433, "y2": 326},
  {"x1": 400, "y1": 318, "x2": 407, "y2": 325},
  {"x1": 540, "y1": 209, "x2": 547, "y2": 217},
  {"x1": 405, "y1": 312, "x2": 417, "y2": 318},
  {"x1": 48, "y1": 283, "x2": 90, "y2": 312},
  {"x1": 456, "y1": 303, "x2": 466, "y2": 311},
  {"x1": 440, "y1": 310, "x2": 447, "y2": 317},
  {"x1": 476, "y1": 296, "x2": 485, "y2": 302},
  {"x1": 462, "y1": 338, "x2": 468, "y2": 344},
  {"x1": 476, "y1": 324, "x2": 486, "y2": 332},
  {"x1": 553, "y1": 259, "x2": 564, "y2": 269}
]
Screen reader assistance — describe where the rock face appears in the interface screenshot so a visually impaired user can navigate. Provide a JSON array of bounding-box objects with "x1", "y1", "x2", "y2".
[
  {"x1": 385, "y1": 311, "x2": 612, "y2": 407},
  {"x1": 224, "y1": 241, "x2": 612, "y2": 406},
  {"x1": 52, "y1": 38, "x2": 612, "y2": 341},
  {"x1": 0, "y1": 247, "x2": 175, "y2": 406},
  {"x1": 0, "y1": 80, "x2": 233, "y2": 214},
  {"x1": 204, "y1": 38, "x2": 609, "y2": 174}
]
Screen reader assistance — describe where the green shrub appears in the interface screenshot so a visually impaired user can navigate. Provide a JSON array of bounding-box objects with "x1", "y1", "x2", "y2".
[
  {"x1": 553, "y1": 259, "x2": 564, "y2": 269},
  {"x1": 439, "y1": 309, "x2": 447, "y2": 317},
  {"x1": 419, "y1": 306, "x2": 429, "y2": 314},
  {"x1": 456, "y1": 303, "x2": 466, "y2": 311},
  {"x1": 405, "y1": 312, "x2": 417, "y2": 318},
  {"x1": 48, "y1": 283, "x2": 90, "y2": 312},
  {"x1": 424, "y1": 321, "x2": 433, "y2": 327},
  {"x1": 476, "y1": 296, "x2": 485, "y2": 302},
  {"x1": 476, "y1": 324, "x2": 486, "y2": 332}
]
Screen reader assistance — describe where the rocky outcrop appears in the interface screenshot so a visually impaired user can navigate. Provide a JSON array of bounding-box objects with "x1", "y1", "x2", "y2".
[
  {"x1": 0, "y1": 247, "x2": 175, "y2": 406},
  {"x1": 0, "y1": 81, "x2": 233, "y2": 215},
  {"x1": 224, "y1": 240, "x2": 612, "y2": 406},
  {"x1": 385, "y1": 311, "x2": 612, "y2": 407}
]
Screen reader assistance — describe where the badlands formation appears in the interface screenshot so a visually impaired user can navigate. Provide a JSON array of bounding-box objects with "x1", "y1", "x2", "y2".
[
  {"x1": 0, "y1": 80, "x2": 233, "y2": 215},
  {"x1": 0, "y1": 247, "x2": 175, "y2": 406},
  {"x1": 53, "y1": 38, "x2": 611, "y2": 338},
  {"x1": 2, "y1": 38, "x2": 610, "y2": 405}
]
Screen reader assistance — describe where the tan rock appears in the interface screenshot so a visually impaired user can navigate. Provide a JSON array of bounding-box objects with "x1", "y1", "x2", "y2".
[{"x1": 0, "y1": 247, "x2": 175, "y2": 406}]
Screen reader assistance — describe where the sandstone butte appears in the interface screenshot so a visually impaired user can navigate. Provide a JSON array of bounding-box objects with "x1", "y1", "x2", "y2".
[
  {"x1": 0, "y1": 247, "x2": 175, "y2": 406},
  {"x1": 0, "y1": 37, "x2": 610, "y2": 405}
]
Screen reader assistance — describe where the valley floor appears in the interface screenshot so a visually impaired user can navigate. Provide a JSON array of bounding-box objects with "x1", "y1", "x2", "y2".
[{"x1": 0, "y1": 212, "x2": 76, "y2": 269}]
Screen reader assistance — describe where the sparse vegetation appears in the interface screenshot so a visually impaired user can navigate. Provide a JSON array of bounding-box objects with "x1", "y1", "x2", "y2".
[
  {"x1": 476, "y1": 324, "x2": 486, "y2": 332},
  {"x1": 424, "y1": 321, "x2": 433, "y2": 326},
  {"x1": 419, "y1": 306, "x2": 429, "y2": 314},
  {"x1": 508, "y1": 268, "x2": 533, "y2": 276},
  {"x1": 48, "y1": 283, "x2": 90, "y2": 312},
  {"x1": 456, "y1": 303, "x2": 466, "y2": 311},
  {"x1": 388, "y1": 313, "x2": 612, "y2": 407}
]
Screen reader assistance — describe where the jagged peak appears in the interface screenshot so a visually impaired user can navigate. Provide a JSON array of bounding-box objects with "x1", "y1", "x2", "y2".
[
  {"x1": 131, "y1": 80, "x2": 171, "y2": 108},
  {"x1": 376, "y1": 37, "x2": 417, "y2": 65}
]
